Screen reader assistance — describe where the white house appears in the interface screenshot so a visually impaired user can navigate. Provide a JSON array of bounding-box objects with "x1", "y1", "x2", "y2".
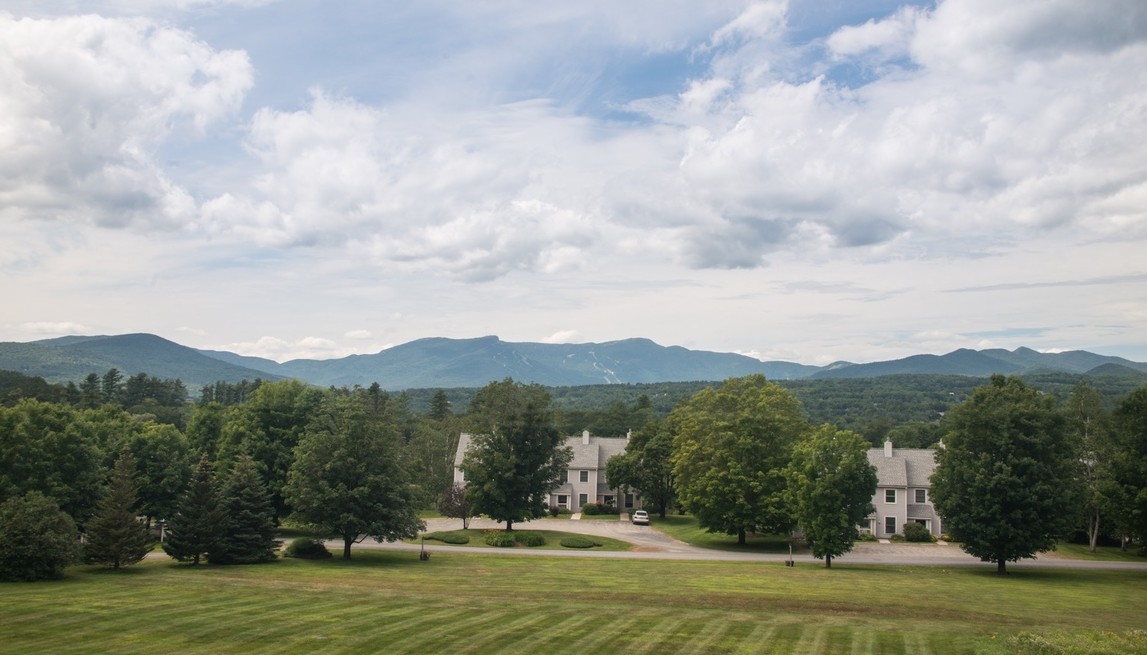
[
  {"x1": 864, "y1": 440, "x2": 943, "y2": 539},
  {"x1": 453, "y1": 430, "x2": 635, "y2": 513}
]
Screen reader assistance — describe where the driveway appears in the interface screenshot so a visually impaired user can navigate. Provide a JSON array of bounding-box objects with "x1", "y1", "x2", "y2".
[{"x1": 351, "y1": 517, "x2": 1147, "y2": 570}]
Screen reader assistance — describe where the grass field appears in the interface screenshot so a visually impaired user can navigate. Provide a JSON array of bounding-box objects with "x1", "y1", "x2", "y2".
[{"x1": 2, "y1": 550, "x2": 1145, "y2": 654}]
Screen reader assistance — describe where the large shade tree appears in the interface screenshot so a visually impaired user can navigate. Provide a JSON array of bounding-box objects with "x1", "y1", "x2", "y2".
[
  {"x1": 285, "y1": 393, "x2": 424, "y2": 560},
  {"x1": 459, "y1": 379, "x2": 572, "y2": 531},
  {"x1": 670, "y1": 375, "x2": 808, "y2": 545},
  {"x1": 605, "y1": 419, "x2": 676, "y2": 518},
  {"x1": 931, "y1": 375, "x2": 1075, "y2": 574},
  {"x1": 786, "y1": 425, "x2": 877, "y2": 567}
]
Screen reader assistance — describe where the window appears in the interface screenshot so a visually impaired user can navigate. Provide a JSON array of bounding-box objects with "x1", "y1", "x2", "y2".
[
  {"x1": 578, "y1": 493, "x2": 588, "y2": 508},
  {"x1": 625, "y1": 493, "x2": 634, "y2": 509},
  {"x1": 915, "y1": 489, "x2": 926, "y2": 504},
  {"x1": 557, "y1": 494, "x2": 568, "y2": 508},
  {"x1": 603, "y1": 495, "x2": 615, "y2": 507},
  {"x1": 885, "y1": 489, "x2": 896, "y2": 503},
  {"x1": 579, "y1": 470, "x2": 589, "y2": 483},
  {"x1": 562, "y1": 470, "x2": 569, "y2": 483},
  {"x1": 885, "y1": 516, "x2": 896, "y2": 535}
]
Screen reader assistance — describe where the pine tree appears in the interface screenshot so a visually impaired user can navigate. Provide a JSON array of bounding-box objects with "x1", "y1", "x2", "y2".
[
  {"x1": 163, "y1": 454, "x2": 223, "y2": 565},
  {"x1": 209, "y1": 452, "x2": 278, "y2": 564},
  {"x1": 83, "y1": 450, "x2": 154, "y2": 569}
]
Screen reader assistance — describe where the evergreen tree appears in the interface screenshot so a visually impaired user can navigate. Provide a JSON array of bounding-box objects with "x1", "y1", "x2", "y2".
[
  {"x1": 210, "y1": 452, "x2": 278, "y2": 564},
  {"x1": 83, "y1": 450, "x2": 154, "y2": 569},
  {"x1": 163, "y1": 454, "x2": 223, "y2": 565},
  {"x1": 429, "y1": 389, "x2": 451, "y2": 421}
]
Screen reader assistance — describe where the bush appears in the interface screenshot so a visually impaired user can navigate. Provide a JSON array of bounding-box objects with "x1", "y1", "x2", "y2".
[
  {"x1": 549, "y1": 504, "x2": 561, "y2": 518},
  {"x1": 903, "y1": 523, "x2": 936, "y2": 543},
  {"x1": 889, "y1": 533, "x2": 905, "y2": 542},
  {"x1": 423, "y1": 530, "x2": 470, "y2": 545},
  {"x1": 940, "y1": 533, "x2": 957, "y2": 543},
  {"x1": 283, "y1": 538, "x2": 332, "y2": 559},
  {"x1": 0, "y1": 492, "x2": 81, "y2": 581},
  {"x1": 580, "y1": 502, "x2": 619, "y2": 516},
  {"x1": 484, "y1": 531, "x2": 517, "y2": 547},
  {"x1": 856, "y1": 531, "x2": 878, "y2": 542},
  {"x1": 560, "y1": 536, "x2": 603, "y2": 549},
  {"x1": 517, "y1": 532, "x2": 546, "y2": 547}
]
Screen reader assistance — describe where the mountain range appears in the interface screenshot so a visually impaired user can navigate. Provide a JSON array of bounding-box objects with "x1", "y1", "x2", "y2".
[{"x1": 1, "y1": 333, "x2": 1145, "y2": 392}]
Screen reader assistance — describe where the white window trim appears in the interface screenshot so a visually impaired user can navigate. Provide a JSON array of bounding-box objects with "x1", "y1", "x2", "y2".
[
  {"x1": 885, "y1": 488, "x2": 897, "y2": 504},
  {"x1": 915, "y1": 489, "x2": 927, "y2": 504}
]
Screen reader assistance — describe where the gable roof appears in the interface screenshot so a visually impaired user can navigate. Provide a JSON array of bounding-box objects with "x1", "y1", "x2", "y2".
[
  {"x1": 454, "y1": 432, "x2": 629, "y2": 470},
  {"x1": 866, "y1": 445, "x2": 937, "y2": 488}
]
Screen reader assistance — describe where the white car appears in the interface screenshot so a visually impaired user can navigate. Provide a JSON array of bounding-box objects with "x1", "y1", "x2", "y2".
[{"x1": 631, "y1": 510, "x2": 650, "y2": 525}]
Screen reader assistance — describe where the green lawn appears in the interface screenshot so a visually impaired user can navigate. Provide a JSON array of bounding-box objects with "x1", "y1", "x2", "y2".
[
  {"x1": 1, "y1": 551, "x2": 1144, "y2": 654},
  {"x1": 651, "y1": 514, "x2": 804, "y2": 553},
  {"x1": 418, "y1": 528, "x2": 631, "y2": 551}
]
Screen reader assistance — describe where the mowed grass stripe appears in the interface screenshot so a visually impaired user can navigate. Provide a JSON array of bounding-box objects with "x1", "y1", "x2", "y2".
[
  {"x1": 380, "y1": 606, "x2": 515, "y2": 652},
  {"x1": 484, "y1": 610, "x2": 599, "y2": 654},
  {"x1": 444, "y1": 609, "x2": 558, "y2": 654}
]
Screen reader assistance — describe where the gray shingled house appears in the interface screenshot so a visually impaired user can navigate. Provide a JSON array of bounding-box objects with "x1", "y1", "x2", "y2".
[
  {"x1": 864, "y1": 440, "x2": 943, "y2": 538},
  {"x1": 453, "y1": 431, "x2": 635, "y2": 513}
]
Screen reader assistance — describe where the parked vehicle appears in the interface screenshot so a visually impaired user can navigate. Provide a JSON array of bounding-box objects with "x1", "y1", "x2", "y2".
[{"x1": 631, "y1": 510, "x2": 650, "y2": 525}]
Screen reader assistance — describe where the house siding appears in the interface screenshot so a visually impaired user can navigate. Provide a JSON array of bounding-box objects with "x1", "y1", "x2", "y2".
[
  {"x1": 454, "y1": 430, "x2": 636, "y2": 513},
  {"x1": 865, "y1": 442, "x2": 943, "y2": 539}
]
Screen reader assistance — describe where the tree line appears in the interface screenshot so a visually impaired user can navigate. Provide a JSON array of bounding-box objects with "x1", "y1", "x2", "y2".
[{"x1": 2, "y1": 368, "x2": 1146, "y2": 579}]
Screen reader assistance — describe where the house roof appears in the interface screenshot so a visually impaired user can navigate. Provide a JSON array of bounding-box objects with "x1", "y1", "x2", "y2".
[
  {"x1": 455, "y1": 432, "x2": 629, "y2": 470},
  {"x1": 866, "y1": 445, "x2": 937, "y2": 488}
]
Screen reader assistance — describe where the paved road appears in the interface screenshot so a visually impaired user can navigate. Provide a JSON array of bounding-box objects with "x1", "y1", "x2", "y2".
[{"x1": 344, "y1": 517, "x2": 1147, "y2": 571}]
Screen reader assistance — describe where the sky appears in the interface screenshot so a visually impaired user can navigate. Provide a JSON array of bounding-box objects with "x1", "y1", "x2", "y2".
[{"x1": 1, "y1": 0, "x2": 1146, "y2": 366}]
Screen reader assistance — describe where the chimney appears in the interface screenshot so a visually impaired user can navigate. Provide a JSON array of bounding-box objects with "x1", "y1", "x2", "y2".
[
  {"x1": 884, "y1": 439, "x2": 893, "y2": 458},
  {"x1": 626, "y1": 429, "x2": 632, "y2": 441},
  {"x1": 582, "y1": 430, "x2": 590, "y2": 445}
]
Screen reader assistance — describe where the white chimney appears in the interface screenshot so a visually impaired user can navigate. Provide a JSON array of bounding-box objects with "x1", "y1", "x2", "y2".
[
  {"x1": 884, "y1": 439, "x2": 893, "y2": 458},
  {"x1": 626, "y1": 429, "x2": 631, "y2": 441},
  {"x1": 582, "y1": 430, "x2": 590, "y2": 445}
]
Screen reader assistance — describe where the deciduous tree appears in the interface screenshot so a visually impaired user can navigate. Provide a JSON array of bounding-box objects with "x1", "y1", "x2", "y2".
[
  {"x1": 459, "y1": 379, "x2": 572, "y2": 531},
  {"x1": 931, "y1": 375, "x2": 1074, "y2": 574},
  {"x1": 285, "y1": 394, "x2": 423, "y2": 560},
  {"x1": 785, "y1": 425, "x2": 877, "y2": 567},
  {"x1": 0, "y1": 491, "x2": 81, "y2": 581},
  {"x1": 670, "y1": 375, "x2": 808, "y2": 544},
  {"x1": 605, "y1": 419, "x2": 675, "y2": 518}
]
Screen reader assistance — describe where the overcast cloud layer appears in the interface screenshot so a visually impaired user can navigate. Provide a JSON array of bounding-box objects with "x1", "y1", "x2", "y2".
[{"x1": 1, "y1": 0, "x2": 1145, "y2": 365}]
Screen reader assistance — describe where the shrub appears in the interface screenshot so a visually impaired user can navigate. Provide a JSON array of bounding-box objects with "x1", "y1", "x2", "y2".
[
  {"x1": 549, "y1": 504, "x2": 561, "y2": 518},
  {"x1": 0, "y1": 492, "x2": 82, "y2": 581},
  {"x1": 517, "y1": 532, "x2": 546, "y2": 547},
  {"x1": 423, "y1": 531, "x2": 470, "y2": 545},
  {"x1": 940, "y1": 533, "x2": 957, "y2": 543},
  {"x1": 560, "y1": 536, "x2": 603, "y2": 549},
  {"x1": 484, "y1": 531, "x2": 517, "y2": 547},
  {"x1": 889, "y1": 533, "x2": 906, "y2": 542},
  {"x1": 903, "y1": 523, "x2": 936, "y2": 543},
  {"x1": 581, "y1": 502, "x2": 619, "y2": 516},
  {"x1": 284, "y1": 538, "x2": 332, "y2": 559},
  {"x1": 856, "y1": 531, "x2": 878, "y2": 542}
]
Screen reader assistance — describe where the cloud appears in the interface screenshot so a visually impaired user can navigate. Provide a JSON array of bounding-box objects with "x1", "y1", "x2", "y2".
[
  {"x1": 0, "y1": 13, "x2": 252, "y2": 228},
  {"x1": 344, "y1": 329, "x2": 373, "y2": 340},
  {"x1": 214, "y1": 335, "x2": 380, "y2": 362},
  {"x1": 21, "y1": 321, "x2": 93, "y2": 335},
  {"x1": 541, "y1": 330, "x2": 581, "y2": 344}
]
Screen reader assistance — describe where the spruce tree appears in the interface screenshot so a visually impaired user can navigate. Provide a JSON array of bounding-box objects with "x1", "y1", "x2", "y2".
[
  {"x1": 83, "y1": 450, "x2": 154, "y2": 569},
  {"x1": 210, "y1": 452, "x2": 278, "y2": 564},
  {"x1": 163, "y1": 454, "x2": 223, "y2": 565}
]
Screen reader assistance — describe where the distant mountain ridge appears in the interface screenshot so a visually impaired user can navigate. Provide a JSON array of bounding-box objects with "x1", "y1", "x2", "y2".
[{"x1": 1, "y1": 333, "x2": 1144, "y2": 391}]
